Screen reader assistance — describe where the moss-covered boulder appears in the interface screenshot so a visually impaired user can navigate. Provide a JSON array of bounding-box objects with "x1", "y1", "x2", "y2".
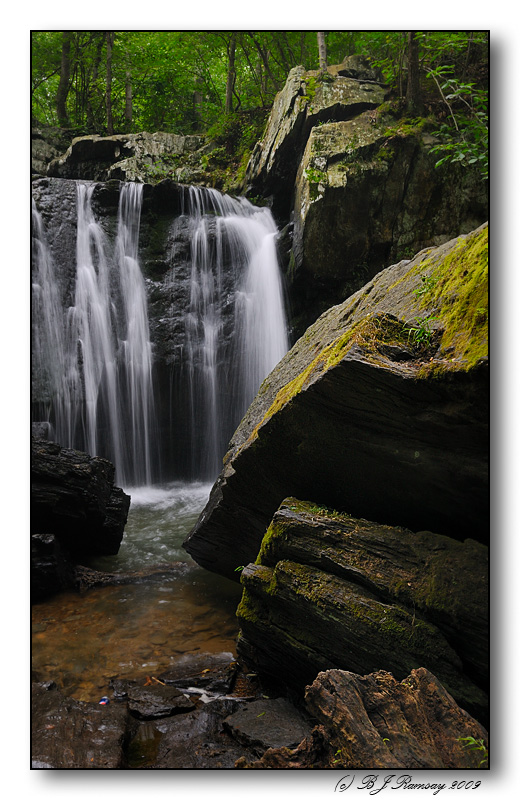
[
  {"x1": 235, "y1": 498, "x2": 488, "y2": 722},
  {"x1": 244, "y1": 59, "x2": 387, "y2": 220},
  {"x1": 183, "y1": 225, "x2": 489, "y2": 579},
  {"x1": 290, "y1": 114, "x2": 488, "y2": 330}
]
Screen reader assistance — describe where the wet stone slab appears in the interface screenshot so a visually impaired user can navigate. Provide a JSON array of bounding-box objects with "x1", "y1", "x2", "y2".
[
  {"x1": 223, "y1": 697, "x2": 313, "y2": 757},
  {"x1": 109, "y1": 678, "x2": 195, "y2": 720},
  {"x1": 31, "y1": 681, "x2": 134, "y2": 769},
  {"x1": 139, "y1": 698, "x2": 255, "y2": 769}
]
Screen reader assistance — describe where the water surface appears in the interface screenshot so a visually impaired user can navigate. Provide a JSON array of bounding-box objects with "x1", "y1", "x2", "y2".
[{"x1": 32, "y1": 483, "x2": 242, "y2": 702}]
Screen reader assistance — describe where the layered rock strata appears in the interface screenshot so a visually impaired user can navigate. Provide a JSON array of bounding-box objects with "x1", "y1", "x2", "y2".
[{"x1": 236, "y1": 498, "x2": 488, "y2": 722}]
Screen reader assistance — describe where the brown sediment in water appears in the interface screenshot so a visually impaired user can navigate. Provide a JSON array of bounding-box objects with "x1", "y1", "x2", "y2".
[{"x1": 32, "y1": 569, "x2": 242, "y2": 703}]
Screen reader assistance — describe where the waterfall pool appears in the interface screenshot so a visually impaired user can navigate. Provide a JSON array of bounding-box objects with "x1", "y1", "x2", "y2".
[{"x1": 31, "y1": 483, "x2": 243, "y2": 702}]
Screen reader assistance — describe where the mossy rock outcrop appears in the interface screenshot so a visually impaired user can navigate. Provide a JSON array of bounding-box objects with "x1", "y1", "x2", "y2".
[
  {"x1": 183, "y1": 224, "x2": 489, "y2": 580},
  {"x1": 46, "y1": 131, "x2": 207, "y2": 183},
  {"x1": 244, "y1": 58, "x2": 387, "y2": 221},
  {"x1": 290, "y1": 114, "x2": 487, "y2": 330},
  {"x1": 243, "y1": 57, "x2": 487, "y2": 335},
  {"x1": 235, "y1": 498, "x2": 488, "y2": 723}
]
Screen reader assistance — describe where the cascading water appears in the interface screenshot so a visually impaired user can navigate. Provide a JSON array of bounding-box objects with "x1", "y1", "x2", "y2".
[
  {"x1": 32, "y1": 180, "x2": 157, "y2": 486},
  {"x1": 115, "y1": 184, "x2": 155, "y2": 485},
  {"x1": 170, "y1": 186, "x2": 289, "y2": 479},
  {"x1": 32, "y1": 178, "x2": 289, "y2": 486}
]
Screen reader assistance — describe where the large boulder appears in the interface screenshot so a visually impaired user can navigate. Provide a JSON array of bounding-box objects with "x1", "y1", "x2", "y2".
[
  {"x1": 236, "y1": 498, "x2": 488, "y2": 722},
  {"x1": 31, "y1": 437, "x2": 130, "y2": 558},
  {"x1": 244, "y1": 58, "x2": 387, "y2": 221},
  {"x1": 290, "y1": 114, "x2": 488, "y2": 329},
  {"x1": 47, "y1": 131, "x2": 206, "y2": 182},
  {"x1": 183, "y1": 224, "x2": 489, "y2": 580}
]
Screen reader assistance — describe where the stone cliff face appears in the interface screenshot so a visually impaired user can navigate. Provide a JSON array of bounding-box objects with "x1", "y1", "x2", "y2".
[{"x1": 184, "y1": 224, "x2": 489, "y2": 580}]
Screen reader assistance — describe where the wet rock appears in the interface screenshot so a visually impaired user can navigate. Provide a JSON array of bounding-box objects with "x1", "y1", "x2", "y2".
[
  {"x1": 222, "y1": 697, "x2": 313, "y2": 757},
  {"x1": 158, "y1": 651, "x2": 238, "y2": 694},
  {"x1": 235, "y1": 725, "x2": 330, "y2": 769},
  {"x1": 240, "y1": 498, "x2": 489, "y2": 696},
  {"x1": 31, "y1": 533, "x2": 76, "y2": 602},
  {"x1": 142, "y1": 698, "x2": 254, "y2": 769},
  {"x1": 75, "y1": 562, "x2": 190, "y2": 591},
  {"x1": 109, "y1": 678, "x2": 195, "y2": 720},
  {"x1": 304, "y1": 668, "x2": 489, "y2": 769},
  {"x1": 237, "y1": 554, "x2": 487, "y2": 724},
  {"x1": 31, "y1": 681, "x2": 134, "y2": 769},
  {"x1": 31, "y1": 437, "x2": 130, "y2": 559}
]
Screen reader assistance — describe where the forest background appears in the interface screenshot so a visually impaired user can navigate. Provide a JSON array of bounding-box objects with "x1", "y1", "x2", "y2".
[{"x1": 31, "y1": 30, "x2": 489, "y2": 185}]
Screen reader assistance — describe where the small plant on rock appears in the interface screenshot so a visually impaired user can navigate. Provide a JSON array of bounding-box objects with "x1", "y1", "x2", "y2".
[
  {"x1": 404, "y1": 315, "x2": 439, "y2": 348},
  {"x1": 457, "y1": 736, "x2": 489, "y2": 768}
]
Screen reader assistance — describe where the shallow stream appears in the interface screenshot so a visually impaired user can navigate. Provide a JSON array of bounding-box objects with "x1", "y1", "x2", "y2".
[{"x1": 31, "y1": 483, "x2": 243, "y2": 702}]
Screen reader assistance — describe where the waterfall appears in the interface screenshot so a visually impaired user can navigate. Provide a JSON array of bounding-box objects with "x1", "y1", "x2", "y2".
[
  {"x1": 32, "y1": 180, "x2": 157, "y2": 486},
  {"x1": 115, "y1": 184, "x2": 155, "y2": 485},
  {"x1": 32, "y1": 179, "x2": 289, "y2": 486},
  {"x1": 172, "y1": 186, "x2": 289, "y2": 479}
]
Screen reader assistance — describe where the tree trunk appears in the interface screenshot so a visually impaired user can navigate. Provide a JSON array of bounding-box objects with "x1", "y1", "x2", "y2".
[
  {"x1": 225, "y1": 33, "x2": 237, "y2": 114},
  {"x1": 106, "y1": 31, "x2": 115, "y2": 135},
  {"x1": 193, "y1": 73, "x2": 204, "y2": 130},
  {"x1": 406, "y1": 31, "x2": 423, "y2": 114},
  {"x1": 125, "y1": 70, "x2": 133, "y2": 129},
  {"x1": 86, "y1": 34, "x2": 104, "y2": 131},
  {"x1": 317, "y1": 31, "x2": 327, "y2": 73},
  {"x1": 56, "y1": 31, "x2": 73, "y2": 127}
]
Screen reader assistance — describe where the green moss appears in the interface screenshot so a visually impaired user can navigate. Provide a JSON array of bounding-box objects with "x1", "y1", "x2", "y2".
[
  {"x1": 382, "y1": 116, "x2": 431, "y2": 139},
  {"x1": 430, "y1": 228, "x2": 488, "y2": 366},
  {"x1": 244, "y1": 313, "x2": 414, "y2": 447}
]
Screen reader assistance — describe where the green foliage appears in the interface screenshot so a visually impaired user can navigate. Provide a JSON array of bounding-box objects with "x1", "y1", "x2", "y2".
[
  {"x1": 404, "y1": 315, "x2": 439, "y2": 348},
  {"x1": 413, "y1": 273, "x2": 438, "y2": 297},
  {"x1": 31, "y1": 30, "x2": 488, "y2": 186},
  {"x1": 426, "y1": 64, "x2": 488, "y2": 180},
  {"x1": 457, "y1": 736, "x2": 489, "y2": 768}
]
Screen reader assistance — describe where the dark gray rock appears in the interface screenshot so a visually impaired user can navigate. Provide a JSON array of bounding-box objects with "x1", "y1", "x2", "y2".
[
  {"x1": 223, "y1": 697, "x2": 313, "y2": 757},
  {"x1": 140, "y1": 698, "x2": 254, "y2": 769},
  {"x1": 31, "y1": 533, "x2": 76, "y2": 602},
  {"x1": 158, "y1": 651, "x2": 238, "y2": 695},
  {"x1": 31, "y1": 437, "x2": 130, "y2": 559},
  {"x1": 109, "y1": 678, "x2": 195, "y2": 720},
  {"x1": 31, "y1": 681, "x2": 134, "y2": 769}
]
